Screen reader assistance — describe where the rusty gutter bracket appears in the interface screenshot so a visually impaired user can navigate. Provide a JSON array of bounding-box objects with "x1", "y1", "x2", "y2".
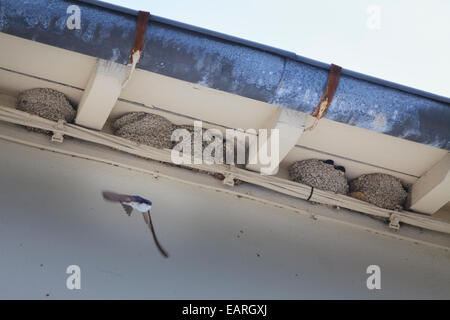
[
  {"x1": 307, "y1": 64, "x2": 342, "y2": 130},
  {"x1": 122, "y1": 11, "x2": 150, "y2": 88}
]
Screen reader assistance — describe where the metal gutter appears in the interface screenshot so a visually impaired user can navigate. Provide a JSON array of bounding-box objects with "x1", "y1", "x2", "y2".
[
  {"x1": 1, "y1": 0, "x2": 449, "y2": 149},
  {"x1": 76, "y1": 0, "x2": 450, "y2": 104}
]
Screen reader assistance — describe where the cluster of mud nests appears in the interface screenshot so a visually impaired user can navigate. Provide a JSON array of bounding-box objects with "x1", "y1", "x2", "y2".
[
  {"x1": 17, "y1": 88, "x2": 76, "y2": 132},
  {"x1": 174, "y1": 124, "x2": 247, "y2": 168},
  {"x1": 113, "y1": 112, "x2": 247, "y2": 167},
  {"x1": 113, "y1": 112, "x2": 247, "y2": 184},
  {"x1": 15, "y1": 89, "x2": 407, "y2": 210},
  {"x1": 289, "y1": 159, "x2": 408, "y2": 209}
]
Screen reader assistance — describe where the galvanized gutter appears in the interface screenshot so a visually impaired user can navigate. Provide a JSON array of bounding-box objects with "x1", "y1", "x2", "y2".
[{"x1": 1, "y1": 0, "x2": 449, "y2": 149}]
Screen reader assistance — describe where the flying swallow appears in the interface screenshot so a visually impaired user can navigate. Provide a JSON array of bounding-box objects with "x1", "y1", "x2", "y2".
[{"x1": 102, "y1": 191, "x2": 169, "y2": 258}]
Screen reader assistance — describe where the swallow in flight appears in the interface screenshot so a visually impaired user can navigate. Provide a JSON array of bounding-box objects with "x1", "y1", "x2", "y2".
[{"x1": 102, "y1": 191, "x2": 169, "y2": 258}]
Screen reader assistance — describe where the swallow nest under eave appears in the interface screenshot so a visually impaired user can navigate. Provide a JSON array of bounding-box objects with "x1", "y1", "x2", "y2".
[{"x1": 17, "y1": 88, "x2": 76, "y2": 133}]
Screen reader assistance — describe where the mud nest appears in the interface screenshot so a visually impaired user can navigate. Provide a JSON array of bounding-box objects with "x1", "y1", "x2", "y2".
[
  {"x1": 174, "y1": 124, "x2": 247, "y2": 167},
  {"x1": 349, "y1": 173, "x2": 407, "y2": 210},
  {"x1": 112, "y1": 112, "x2": 175, "y2": 149},
  {"x1": 173, "y1": 124, "x2": 246, "y2": 185},
  {"x1": 288, "y1": 159, "x2": 349, "y2": 195},
  {"x1": 17, "y1": 88, "x2": 76, "y2": 132}
]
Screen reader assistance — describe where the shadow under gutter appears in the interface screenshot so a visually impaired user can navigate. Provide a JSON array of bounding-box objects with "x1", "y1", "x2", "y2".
[{"x1": 1, "y1": 0, "x2": 449, "y2": 150}]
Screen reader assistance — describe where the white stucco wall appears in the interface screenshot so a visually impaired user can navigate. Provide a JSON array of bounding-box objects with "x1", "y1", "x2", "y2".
[{"x1": 0, "y1": 139, "x2": 449, "y2": 299}]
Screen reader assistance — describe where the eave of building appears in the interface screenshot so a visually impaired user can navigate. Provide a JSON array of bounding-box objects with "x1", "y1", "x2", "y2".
[
  {"x1": 0, "y1": 1, "x2": 449, "y2": 225},
  {"x1": 1, "y1": 0, "x2": 449, "y2": 149}
]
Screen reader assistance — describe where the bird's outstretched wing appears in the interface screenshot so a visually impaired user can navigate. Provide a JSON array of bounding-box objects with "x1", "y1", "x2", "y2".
[
  {"x1": 121, "y1": 203, "x2": 133, "y2": 216},
  {"x1": 102, "y1": 191, "x2": 135, "y2": 203},
  {"x1": 142, "y1": 211, "x2": 169, "y2": 258}
]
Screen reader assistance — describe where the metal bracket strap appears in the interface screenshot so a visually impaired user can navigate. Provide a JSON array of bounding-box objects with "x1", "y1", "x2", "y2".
[
  {"x1": 129, "y1": 11, "x2": 151, "y2": 63},
  {"x1": 307, "y1": 64, "x2": 342, "y2": 130},
  {"x1": 51, "y1": 119, "x2": 66, "y2": 143},
  {"x1": 389, "y1": 213, "x2": 401, "y2": 230},
  {"x1": 223, "y1": 173, "x2": 236, "y2": 186}
]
